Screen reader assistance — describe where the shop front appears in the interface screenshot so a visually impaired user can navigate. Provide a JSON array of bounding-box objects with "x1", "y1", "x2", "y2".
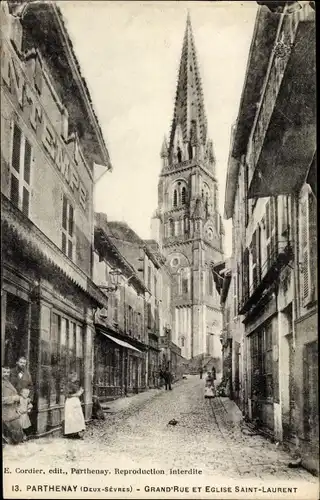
[
  {"x1": 94, "y1": 322, "x2": 147, "y2": 401},
  {"x1": 1, "y1": 211, "x2": 108, "y2": 436},
  {"x1": 294, "y1": 311, "x2": 318, "y2": 475}
]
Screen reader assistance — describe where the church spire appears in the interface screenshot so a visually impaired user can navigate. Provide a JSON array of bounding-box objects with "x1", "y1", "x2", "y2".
[{"x1": 168, "y1": 13, "x2": 208, "y2": 159}]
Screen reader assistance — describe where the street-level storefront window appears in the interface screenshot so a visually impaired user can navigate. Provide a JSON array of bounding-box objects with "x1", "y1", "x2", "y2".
[
  {"x1": 250, "y1": 321, "x2": 273, "y2": 400},
  {"x1": 39, "y1": 311, "x2": 84, "y2": 408},
  {"x1": 94, "y1": 335, "x2": 122, "y2": 399}
]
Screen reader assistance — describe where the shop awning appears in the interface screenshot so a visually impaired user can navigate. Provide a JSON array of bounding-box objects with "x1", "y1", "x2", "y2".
[{"x1": 101, "y1": 332, "x2": 141, "y2": 353}]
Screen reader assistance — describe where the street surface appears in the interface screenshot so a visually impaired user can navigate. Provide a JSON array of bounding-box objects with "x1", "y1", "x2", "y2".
[{"x1": 4, "y1": 376, "x2": 316, "y2": 482}]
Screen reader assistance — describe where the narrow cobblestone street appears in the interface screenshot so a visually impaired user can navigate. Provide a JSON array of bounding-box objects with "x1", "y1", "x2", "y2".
[{"x1": 4, "y1": 377, "x2": 317, "y2": 497}]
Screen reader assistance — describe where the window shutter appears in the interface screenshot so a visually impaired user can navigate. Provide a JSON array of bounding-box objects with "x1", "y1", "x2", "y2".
[
  {"x1": 257, "y1": 224, "x2": 262, "y2": 281},
  {"x1": 12, "y1": 124, "x2": 21, "y2": 173},
  {"x1": 10, "y1": 174, "x2": 19, "y2": 207},
  {"x1": 243, "y1": 248, "x2": 250, "y2": 301},
  {"x1": 266, "y1": 201, "x2": 270, "y2": 240},
  {"x1": 308, "y1": 192, "x2": 317, "y2": 299},
  {"x1": 62, "y1": 195, "x2": 67, "y2": 230},
  {"x1": 300, "y1": 194, "x2": 311, "y2": 304}
]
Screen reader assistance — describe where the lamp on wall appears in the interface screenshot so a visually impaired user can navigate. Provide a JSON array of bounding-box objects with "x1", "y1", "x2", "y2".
[{"x1": 98, "y1": 269, "x2": 121, "y2": 292}]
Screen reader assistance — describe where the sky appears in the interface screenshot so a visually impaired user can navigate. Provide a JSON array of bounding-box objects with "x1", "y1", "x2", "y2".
[{"x1": 59, "y1": 1, "x2": 258, "y2": 257}]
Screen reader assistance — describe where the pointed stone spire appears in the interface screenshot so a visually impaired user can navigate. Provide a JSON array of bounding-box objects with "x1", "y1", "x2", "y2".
[
  {"x1": 169, "y1": 13, "x2": 208, "y2": 156},
  {"x1": 160, "y1": 135, "x2": 169, "y2": 158}
]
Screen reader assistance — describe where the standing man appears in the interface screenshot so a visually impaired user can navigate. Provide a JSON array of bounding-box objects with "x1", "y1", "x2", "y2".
[
  {"x1": 10, "y1": 357, "x2": 33, "y2": 398},
  {"x1": 199, "y1": 367, "x2": 203, "y2": 379},
  {"x1": 164, "y1": 367, "x2": 172, "y2": 391}
]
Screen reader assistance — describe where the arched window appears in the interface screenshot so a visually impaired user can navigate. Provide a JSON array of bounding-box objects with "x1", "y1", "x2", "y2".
[
  {"x1": 184, "y1": 217, "x2": 189, "y2": 233},
  {"x1": 173, "y1": 190, "x2": 177, "y2": 207},
  {"x1": 202, "y1": 189, "x2": 204, "y2": 198},
  {"x1": 181, "y1": 186, "x2": 186, "y2": 205},
  {"x1": 177, "y1": 147, "x2": 182, "y2": 163},
  {"x1": 188, "y1": 142, "x2": 193, "y2": 160},
  {"x1": 181, "y1": 337, "x2": 185, "y2": 348}
]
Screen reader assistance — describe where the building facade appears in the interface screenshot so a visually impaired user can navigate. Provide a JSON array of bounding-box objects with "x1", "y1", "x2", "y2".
[
  {"x1": 151, "y1": 15, "x2": 224, "y2": 365},
  {"x1": 98, "y1": 220, "x2": 165, "y2": 389},
  {"x1": 93, "y1": 213, "x2": 149, "y2": 401},
  {"x1": 224, "y1": 3, "x2": 317, "y2": 474},
  {"x1": 1, "y1": 1, "x2": 112, "y2": 434}
]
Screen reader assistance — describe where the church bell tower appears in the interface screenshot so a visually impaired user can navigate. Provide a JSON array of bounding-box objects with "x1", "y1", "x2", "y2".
[{"x1": 151, "y1": 14, "x2": 224, "y2": 362}]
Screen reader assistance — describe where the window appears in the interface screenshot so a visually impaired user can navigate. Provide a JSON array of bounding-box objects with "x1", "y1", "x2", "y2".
[
  {"x1": 250, "y1": 227, "x2": 261, "y2": 290},
  {"x1": 299, "y1": 187, "x2": 316, "y2": 306},
  {"x1": 68, "y1": 322, "x2": 77, "y2": 374},
  {"x1": 148, "y1": 266, "x2": 152, "y2": 289},
  {"x1": 154, "y1": 276, "x2": 157, "y2": 298},
  {"x1": 62, "y1": 195, "x2": 74, "y2": 259},
  {"x1": 250, "y1": 322, "x2": 273, "y2": 400},
  {"x1": 182, "y1": 278, "x2": 189, "y2": 294},
  {"x1": 281, "y1": 195, "x2": 290, "y2": 237},
  {"x1": 236, "y1": 263, "x2": 240, "y2": 313},
  {"x1": 39, "y1": 312, "x2": 83, "y2": 409},
  {"x1": 173, "y1": 189, "x2": 178, "y2": 207},
  {"x1": 128, "y1": 306, "x2": 133, "y2": 334},
  {"x1": 49, "y1": 313, "x2": 60, "y2": 406},
  {"x1": 137, "y1": 312, "x2": 142, "y2": 338},
  {"x1": 113, "y1": 297, "x2": 119, "y2": 323},
  {"x1": 76, "y1": 325, "x2": 84, "y2": 386},
  {"x1": 181, "y1": 337, "x2": 185, "y2": 348},
  {"x1": 265, "y1": 197, "x2": 277, "y2": 270},
  {"x1": 10, "y1": 123, "x2": 32, "y2": 216},
  {"x1": 147, "y1": 303, "x2": 152, "y2": 329},
  {"x1": 184, "y1": 217, "x2": 189, "y2": 233},
  {"x1": 244, "y1": 164, "x2": 249, "y2": 227},
  {"x1": 208, "y1": 272, "x2": 213, "y2": 296},
  {"x1": 233, "y1": 275, "x2": 237, "y2": 317},
  {"x1": 177, "y1": 147, "x2": 182, "y2": 163},
  {"x1": 181, "y1": 186, "x2": 186, "y2": 205},
  {"x1": 242, "y1": 248, "x2": 250, "y2": 302},
  {"x1": 169, "y1": 219, "x2": 175, "y2": 237}
]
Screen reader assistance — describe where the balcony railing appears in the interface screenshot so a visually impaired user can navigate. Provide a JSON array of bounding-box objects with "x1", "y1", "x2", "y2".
[{"x1": 239, "y1": 240, "x2": 293, "y2": 315}]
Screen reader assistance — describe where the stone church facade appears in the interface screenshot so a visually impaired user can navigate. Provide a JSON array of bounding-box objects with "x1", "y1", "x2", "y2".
[{"x1": 151, "y1": 15, "x2": 224, "y2": 362}]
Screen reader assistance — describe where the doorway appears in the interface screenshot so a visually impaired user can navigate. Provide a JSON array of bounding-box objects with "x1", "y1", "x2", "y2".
[{"x1": 4, "y1": 292, "x2": 29, "y2": 368}]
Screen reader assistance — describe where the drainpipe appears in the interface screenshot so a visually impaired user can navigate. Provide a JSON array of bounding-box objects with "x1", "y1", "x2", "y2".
[
  {"x1": 291, "y1": 193, "x2": 298, "y2": 351},
  {"x1": 290, "y1": 191, "x2": 301, "y2": 459}
]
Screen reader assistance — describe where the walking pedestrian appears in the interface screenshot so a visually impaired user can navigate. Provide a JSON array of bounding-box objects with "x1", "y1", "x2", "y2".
[
  {"x1": 64, "y1": 372, "x2": 85, "y2": 439},
  {"x1": 164, "y1": 368, "x2": 172, "y2": 391},
  {"x1": 204, "y1": 371, "x2": 215, "y2": 399},
  {"x1": 211, "y1": 366, "x2": 216, "y2": 390}
]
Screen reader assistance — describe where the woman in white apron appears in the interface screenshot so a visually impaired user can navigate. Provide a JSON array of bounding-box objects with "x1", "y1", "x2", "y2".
[
  {"x1": 64, "y1": 372, "x2": 85, "y2": 439},
  {"x1": 204, "y1": 371, "x2": 215, "y2": 399}
]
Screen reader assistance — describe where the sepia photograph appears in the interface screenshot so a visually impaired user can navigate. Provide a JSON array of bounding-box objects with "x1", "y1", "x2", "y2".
[{"x1": 1, "y1": 0, "x2": 317, "y2": 499}]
